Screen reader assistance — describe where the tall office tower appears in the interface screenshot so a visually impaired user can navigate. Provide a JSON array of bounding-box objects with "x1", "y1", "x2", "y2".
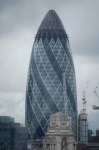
[
  {"x1": 25, "y1": 10, "x2": 77, "y2": 139},
  {"x1": 78, "y1": 109, "x2": 88, "y2": 144}
]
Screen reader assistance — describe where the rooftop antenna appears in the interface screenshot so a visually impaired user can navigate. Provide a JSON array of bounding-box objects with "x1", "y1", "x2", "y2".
[{"x1": 63, "y1": 72, "x2": 68, "y2": 116}]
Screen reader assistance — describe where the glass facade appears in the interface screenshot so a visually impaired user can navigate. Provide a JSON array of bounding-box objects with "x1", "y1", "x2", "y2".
[
  {"x1": 0, "y1": 118, "x2": 28, "y2": 150},
  {"x1": 25, "y1": 10, "x2": 77, "y2": 139},
  {"x1": 0, "y1": 123, "x2": 13, "y2": 150}
]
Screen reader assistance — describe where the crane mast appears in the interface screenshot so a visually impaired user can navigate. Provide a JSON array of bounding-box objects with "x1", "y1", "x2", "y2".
[
  {"x1": 94, "y1": 86, "x2": 99, "y2": 100},
  {"x1": 92, "y1": 84, "x2": 99, "y2": 110},
  {"x1": 82, "y1": 82, "x2": 89, "y2": 112},
  {"x1": 82, "y1": 90, "x2": 87, "y2": 110}
]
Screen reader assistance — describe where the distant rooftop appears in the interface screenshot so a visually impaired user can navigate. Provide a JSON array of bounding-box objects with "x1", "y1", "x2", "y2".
[{"x1": 0, "y1": 116, "x2": 14, "y2": 123}]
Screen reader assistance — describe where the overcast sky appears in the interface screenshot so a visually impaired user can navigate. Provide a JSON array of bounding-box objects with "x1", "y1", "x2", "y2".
[{"x1": 0, "y1": 0, "x2": 99, "y2": 133}]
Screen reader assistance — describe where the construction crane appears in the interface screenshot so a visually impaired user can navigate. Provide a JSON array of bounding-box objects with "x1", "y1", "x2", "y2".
[
  {"x1": 94, "y1": 85, "x2": 99, "y2": 100},
  {"x1": 82, "y1": 90, "x2": 87, "y2": 110},
  {"x1": 81, "y1": 82, "x2": 89, "y2": 113},
  {"x1": 92, "y1": 84, "x2": 99, "y2": 110}
]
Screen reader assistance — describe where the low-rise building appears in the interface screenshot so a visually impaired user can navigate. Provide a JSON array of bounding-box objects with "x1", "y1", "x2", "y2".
[{"x1": 0, "y1": 116, "x2": 28, "y2": 150}]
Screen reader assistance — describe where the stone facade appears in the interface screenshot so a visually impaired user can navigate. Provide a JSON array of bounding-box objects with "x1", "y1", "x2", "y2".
[{"x1": 43, "y1": 112, "x2": 75, "y2": 150}]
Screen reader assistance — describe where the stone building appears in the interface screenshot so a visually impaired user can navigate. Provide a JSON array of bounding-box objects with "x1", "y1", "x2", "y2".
[{"x1": 43, "y1": 112, "x2": 75, "y2": 150}]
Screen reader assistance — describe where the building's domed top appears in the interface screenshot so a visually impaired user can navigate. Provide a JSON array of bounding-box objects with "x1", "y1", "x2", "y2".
[
  {"x1": 38, "y1": 10, "x2": 65, "y2": 30},
  {"x1": 36, "y1": 10, "x2": 67, "y2": 38}
]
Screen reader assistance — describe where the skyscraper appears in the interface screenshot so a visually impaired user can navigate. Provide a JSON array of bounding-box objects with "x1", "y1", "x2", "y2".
[
  {"x1": 78, "y1": 109, "x2": 88, "y2": 143},
  {"x1": 25, "y1": 10, "x2": 77, "y2": 139}
]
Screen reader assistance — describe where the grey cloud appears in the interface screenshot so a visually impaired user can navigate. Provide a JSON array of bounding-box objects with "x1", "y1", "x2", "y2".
[
  {"x1": 0, "y1": 30, "x2": 32, "y2": 93},
  {"x1": 0, "y1": 0, "x2": 43, "y2": 36},
  {"x1": 0, "y1": 92, "x2": 25, "y2": 124}
]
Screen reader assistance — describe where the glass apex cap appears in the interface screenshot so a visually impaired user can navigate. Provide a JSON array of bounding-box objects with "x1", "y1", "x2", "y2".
[{"x1": 37, "y1": 10, "x2": 66, "y2": 31}]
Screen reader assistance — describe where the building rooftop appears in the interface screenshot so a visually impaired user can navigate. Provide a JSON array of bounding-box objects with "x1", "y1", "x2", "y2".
[{"x1": 0, "y1": 116, "x2": 14, "y2": 123}]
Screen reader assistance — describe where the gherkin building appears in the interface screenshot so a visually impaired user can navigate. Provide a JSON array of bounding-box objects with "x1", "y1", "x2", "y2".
[{"x1": 25, "y1": 10, "x2": 77, "y2": 139}]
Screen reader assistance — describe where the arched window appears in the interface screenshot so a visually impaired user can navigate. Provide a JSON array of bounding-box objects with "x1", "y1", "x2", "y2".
[{"x1": 61, "y1": 137, "x2": 67, "y2": 150}]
